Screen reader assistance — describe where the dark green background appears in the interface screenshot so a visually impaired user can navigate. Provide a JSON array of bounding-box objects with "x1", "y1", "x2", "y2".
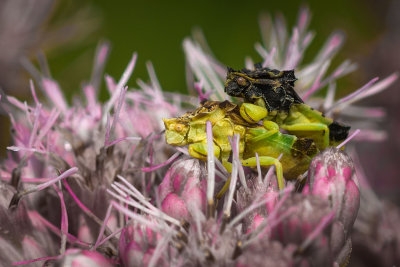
[{"x1": 46, "y1": 0, "x2": 387, "y2": 100}]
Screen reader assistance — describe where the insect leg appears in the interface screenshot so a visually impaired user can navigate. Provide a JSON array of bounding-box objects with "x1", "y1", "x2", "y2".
[
  {"x1": 215, "y1": 157, "x2": 233, "y2": 199},
  {"x1": 239, "y1": 103, "x2": 268, "y2": 123},
  {"x1": 241, "y1": 156, "x2": 284, "y2": 190},
  {"x1": 188, "y1": 141, "x2": 221, "y2": 160},
  {"x1": 282, "y1": 123, "x2": 330, "y2": 150},
  {"x1": 246, "y1": 120, "x2": 280, "y2": 142},
  {"x1": 216, "y1": 176, "x2": 231, "y2": 200}
]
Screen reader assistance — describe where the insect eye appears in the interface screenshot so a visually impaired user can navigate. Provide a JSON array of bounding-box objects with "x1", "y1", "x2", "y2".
[
  {"x1": 175, "y1": 124, "x2": 184, "y2": 132},
  {"x1": 237, "y1": 77, "x2": 247, "y2": 86}
]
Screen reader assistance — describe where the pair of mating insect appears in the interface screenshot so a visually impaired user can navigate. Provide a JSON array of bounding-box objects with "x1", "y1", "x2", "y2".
[{"x1": 163, "y1": 65, "x2": 350, "y2": 197}]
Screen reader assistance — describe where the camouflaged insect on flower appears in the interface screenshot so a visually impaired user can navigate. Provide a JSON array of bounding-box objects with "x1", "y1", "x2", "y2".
[{"x1": 0, "y1": 6, "x2": 398, "y2": 267}]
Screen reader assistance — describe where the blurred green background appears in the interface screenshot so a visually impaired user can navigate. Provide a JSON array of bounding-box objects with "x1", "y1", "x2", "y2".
[{"x1": 45, "y1": 0, "x2": 387, "y2": 99}]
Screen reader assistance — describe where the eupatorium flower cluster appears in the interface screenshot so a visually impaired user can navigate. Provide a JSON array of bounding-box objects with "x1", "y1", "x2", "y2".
[{"x1": 0, "y1": 7, "x2": 398, "y2": 267}]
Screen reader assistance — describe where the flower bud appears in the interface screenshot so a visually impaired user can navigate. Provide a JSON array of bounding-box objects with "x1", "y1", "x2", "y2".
[
  {"x1": 236, "y1": 179, "x2": 279, "y2": 233},
  {"x1": 119, "y1": 224, "x2": 162, "y2": 267},
  {"x1": 158, "y1": 158, "x2": 207, "y2": 222},
  {"x1": 269, "y1": 194, "x2": 334, "y2": 266},
  {"x1": 305, "y1": 147, "x2": 360, "y2": 265},
  {"x1": 270, "y1": 194, "x2": 331, "y2": 243},
  {"x1": 306, "y1": 147, "x2": 360, "y2": 239}
]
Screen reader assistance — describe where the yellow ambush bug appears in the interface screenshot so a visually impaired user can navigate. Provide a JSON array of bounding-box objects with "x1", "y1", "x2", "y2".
[{"x1": 163, "y1": 101, "x2": 318, "y2": 197}]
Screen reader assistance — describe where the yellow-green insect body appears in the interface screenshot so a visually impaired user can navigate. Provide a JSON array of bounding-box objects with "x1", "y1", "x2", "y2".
[
  {"x1": 267, "y1": 103, "x2": 349, "y2": 150},
  {"x1": 244, "y1": 125, "x2": 318, "y2": 180},
  {"x1": 163, "y1": 101, "x2": 318, "y2": 194},
  {"x1": 224, "y1": 66, "x2": 351, "y2": 150},
  {"x1": 272, "y1": 103, "x2": 334, "y2": 150},
  {"x1": 164, "y1": 101, "x2": 247, "y2": 162}
]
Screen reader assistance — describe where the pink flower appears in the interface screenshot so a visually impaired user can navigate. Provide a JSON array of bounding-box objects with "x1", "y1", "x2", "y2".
[
  {"x1": 0, "y1": 184, "x2": 58, "y2": 266},
  {"x1": 119, "y1": 223, "x2": 163, "y2": 266},
  {"x1": 304, "y1": 147, "x2": 360, "y2": 265},
  {"x1": 236, "y1": 179, "x2": 279, "y2": 233},
  {"x1": 267, "y1": 194, "x2": 335, "y2": 266},
  {"x1": 158, "y1": 158, "x2": 207, "y2": 222},
  {"x1": 305, "y1": 147, "x2": 360, "y2": 238}
]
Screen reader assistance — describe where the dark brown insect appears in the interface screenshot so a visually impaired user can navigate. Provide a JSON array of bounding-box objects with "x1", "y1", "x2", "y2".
[{"x1": 224, "y1": 64, "x2": 303, "y2": 112}]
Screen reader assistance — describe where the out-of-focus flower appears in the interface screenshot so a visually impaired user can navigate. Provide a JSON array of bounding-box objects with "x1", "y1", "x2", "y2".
[
  {"x1": 119, "y1": 222, "x2": 162, "y2": 266},
  {"x1": 350, "y1": 161, "x2": 400, "y2": 267},
  {"x1": 236, "y1": 239, "x2": 297, "y2": 267},
  {"x1": 0, "y1": 0, "x2": 53, "y2": 93},
  {"x1": 0, "y1": 183, "x2": 58, "y2": 267},
  {"x1": 0, "y1": 0, "x2": 99, "y2": 94},
  {"x1": 0, "y1": 0, "x2": 100, "y2": 171},
  {"x1": 352, "y1": 196, "x2": 400, "y2": 267}
]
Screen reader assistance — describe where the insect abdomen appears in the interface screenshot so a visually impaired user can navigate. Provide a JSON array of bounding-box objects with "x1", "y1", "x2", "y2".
[{"x1": 328, "y1": 121, "x2": 351, "y2": 142}]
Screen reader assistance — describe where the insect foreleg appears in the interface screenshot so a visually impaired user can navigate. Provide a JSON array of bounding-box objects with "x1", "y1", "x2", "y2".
[
  {"x1": 241, "y1": 156, "x2": 284, "y2": 190},
  {"x1": 188, "y1": 141, "x2": 221, "y2": 160},
  {"x1": 282, "y1": 123, "x2": 330, "y2": 150}
]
